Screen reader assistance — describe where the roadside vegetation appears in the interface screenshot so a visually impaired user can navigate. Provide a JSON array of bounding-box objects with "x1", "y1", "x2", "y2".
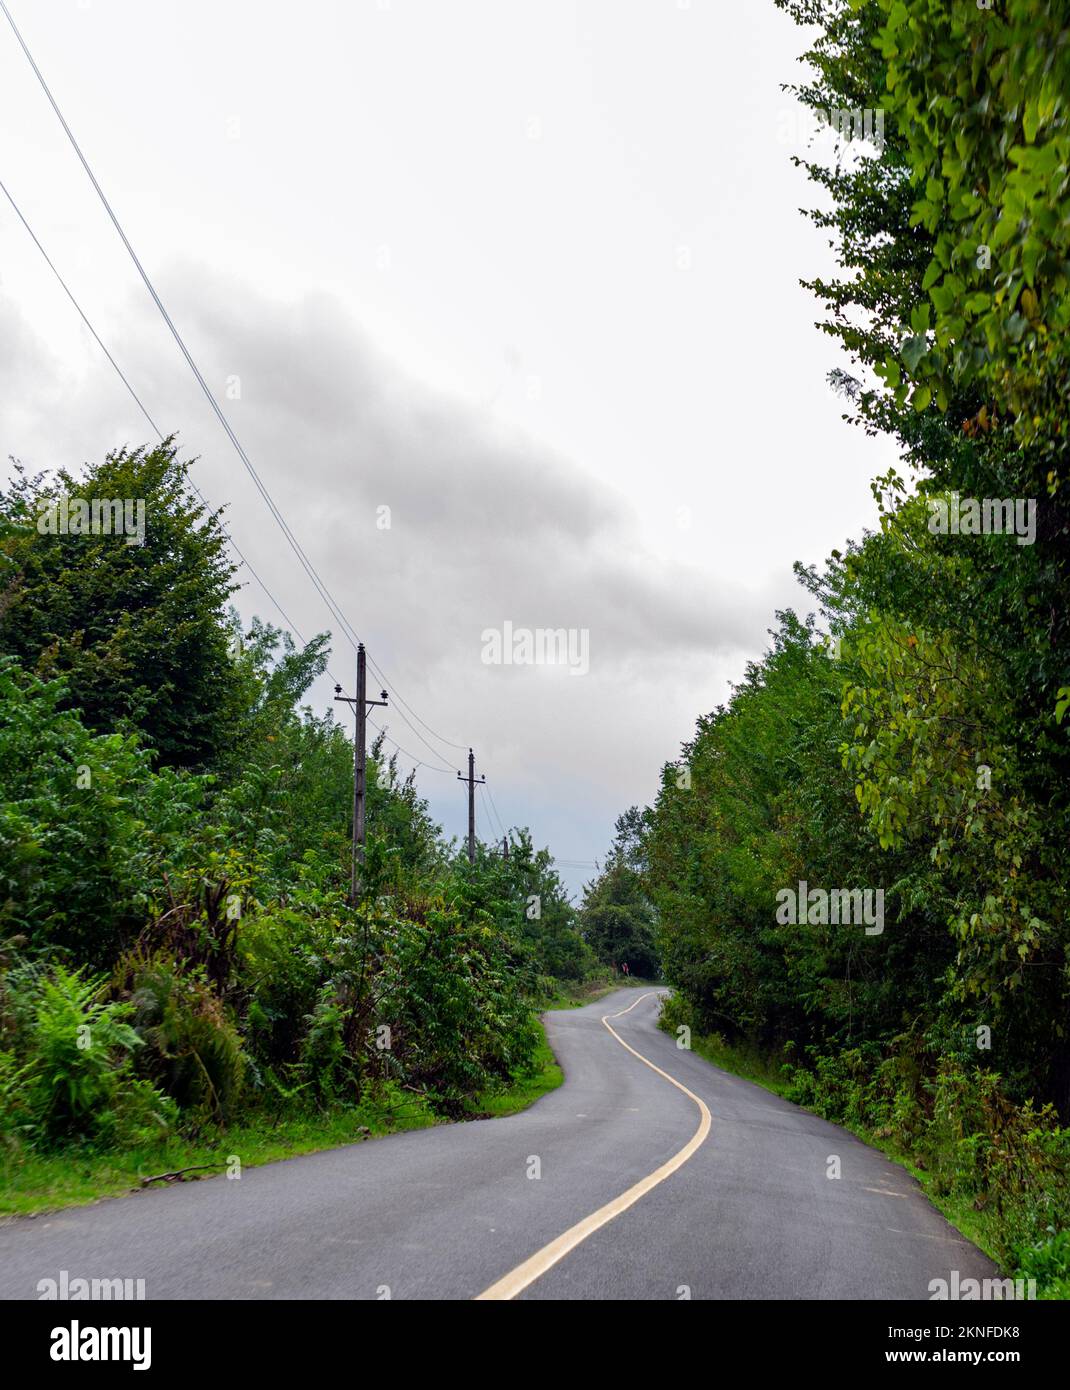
[
  {"x1": 5, "y1": 0, "x2": 1066, "y2": 1306},
  {"x1": 0, "y1": 445, "x2": 624, "y2": 1217},
  {"x1": 586, "y1": 0, "x2": 1070, "y2": 1298},
  {"x1": 0, "y1": 1017, "x2": 564, "y2": 1219}
]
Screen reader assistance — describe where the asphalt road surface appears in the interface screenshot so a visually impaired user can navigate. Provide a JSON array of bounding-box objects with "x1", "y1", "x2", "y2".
[{"x1": 0, "y1": 988, "x2": 995, "y2": 1300}]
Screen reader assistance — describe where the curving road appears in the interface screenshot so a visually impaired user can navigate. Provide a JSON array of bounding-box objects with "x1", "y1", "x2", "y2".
[{"x1": 0, "y1": 989, "x2": 995, "y2": 1300}]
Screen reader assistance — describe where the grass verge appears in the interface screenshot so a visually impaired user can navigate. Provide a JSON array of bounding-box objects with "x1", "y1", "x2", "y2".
[
  {"x1": 539, "y1": 974, "x2": 652, "y2": 1011},
  {"x1": 0, "y1": 1016, "x2": 563, "y2": 1220},
  {"x1": 468, "y1": 1024, "x2": 563, "y2": 1119}
]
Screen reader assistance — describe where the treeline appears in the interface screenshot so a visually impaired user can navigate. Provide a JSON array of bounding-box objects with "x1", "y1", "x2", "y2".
[
  {"x1": 612, "y1": 0, "x2": 1070, "y2": 1293},
  {"x1": 0, "y1": 442, "x2": 611, "y2": 1164}
]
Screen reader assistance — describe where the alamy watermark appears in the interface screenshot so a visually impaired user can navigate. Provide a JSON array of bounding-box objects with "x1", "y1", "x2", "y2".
[
  {"x1": 775, "y1": 881, "x2": 884, "y2": 936},
  {"x1": 928, "y1": 494, "x2": 1036, "y2": 546},
  {"x1": 778, "y1": 105, "x2": 885, "y2": 156},
  {"x1": 481, "y1": 621, "x2": 589, "y2": 676},
  {"x1": 824, "y1": 106, "x2": 884, "y2": 153},
  {"x1": 38, "y1": 1270, "x2": 146, "y2": 1301},
  {"x1": 49, "y1": 1322, "x2": 151, "y2": 1370},
  {"x1": 929, "y1": 1271, "x2": 1035, "y2": 1301},
  {"x1": 37, "y1": 497, "x2": 146, "y2": 546}
]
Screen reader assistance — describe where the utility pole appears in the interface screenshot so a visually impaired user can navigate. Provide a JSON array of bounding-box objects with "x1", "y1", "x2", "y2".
[
  {"x1": 334, "y1": 643, "x2": 388, "y2": 902},
  {"x1": 457, "y1": 748, "x2": 485, "y2": 865},
  {"x1": 502, "y1": 835, "x2": 509, "y2": 862}
]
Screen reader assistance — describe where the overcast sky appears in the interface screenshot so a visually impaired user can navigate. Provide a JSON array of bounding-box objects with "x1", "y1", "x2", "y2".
[{"x1": 0, "y1": 0, "x2": 899, "y2": 892}]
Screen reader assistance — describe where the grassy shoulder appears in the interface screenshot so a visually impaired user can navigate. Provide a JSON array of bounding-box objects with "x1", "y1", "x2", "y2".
[
  {"x1": 658, "y1": 1005, "x2": 1068, "y2": 1298},
  {"x1": 681, "y1": 1027, "x2": 793, "y2": 1098},
  {"x1": 467, "y1": 1024, "x2": 562, "y2": 1119},
  {"x1": 0, "y1": 1016, "x2": 564, "y2": 1221},
  {"x1": 538, "y1": 973, "x2": 652, "y2": 1011}
]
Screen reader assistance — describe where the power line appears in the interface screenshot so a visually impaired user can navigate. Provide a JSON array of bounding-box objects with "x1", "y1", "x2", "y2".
[
  {"x1": 0, "y1": 0, "x2": 469, "y2": 770},
  {"x1": 363, "y1": 651, "x2": 468, "y2": 753},
  {"x1": 480, "y1": 783, "x2": 505, "y2": 842},
  {"x1": 363, "y1": 663, "x2": 468, "y2": 769},
  {"x1": 0, "y1": 172, "x2": 313, "y2": 651},
  {"x1": 478, "y1": 783, "x2": 499, "y2": 837},
  {"x1": 0, "y1": 177, "x2": 161, "y2": 440},
  {"x1": 0, "y1": 167, "x2": 462, "y2": 789},
  {"x1": 485, "y1": 784, "x2": 508, "y2": 839},
  {"x1": 477, "y1": 783, "x2": 497, "y2": 839},
  {"x1": 367, "y1": 715, "x2": 456, "y2": 776}
]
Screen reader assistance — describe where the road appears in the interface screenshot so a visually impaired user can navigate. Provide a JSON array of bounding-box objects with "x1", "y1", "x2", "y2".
[{"x1": 0, "y1": 988, "x2": 995, "y2": 1300}]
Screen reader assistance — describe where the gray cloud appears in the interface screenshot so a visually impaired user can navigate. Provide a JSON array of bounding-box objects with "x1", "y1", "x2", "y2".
[
  {"x1": 0, "y1": 0, "x2": 895, "y2": 888},
  {"x1": 1, "y1": 262, "x2": 774, "y2": 881},
  {"x1": 148, "y1": 262, "x2": 772, "y2": 677}
]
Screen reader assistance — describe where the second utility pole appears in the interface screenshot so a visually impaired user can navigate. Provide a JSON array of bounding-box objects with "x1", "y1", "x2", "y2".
[
  {"x1": 334, "y1": 643, "x2": 388, "y2": 902},
  {"x1": 458, "y1": 748, "x2": 485, "y2": 864}
]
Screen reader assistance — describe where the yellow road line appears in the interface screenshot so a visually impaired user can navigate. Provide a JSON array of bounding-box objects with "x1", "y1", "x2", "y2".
[{"x1": 474, "y1": 990, "x2": 712, "y2": 1301}]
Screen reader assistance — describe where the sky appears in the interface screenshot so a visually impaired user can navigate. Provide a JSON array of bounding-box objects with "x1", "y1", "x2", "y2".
[{"x1": 0, "y1": 0, "x2": 900, "y2": 894}]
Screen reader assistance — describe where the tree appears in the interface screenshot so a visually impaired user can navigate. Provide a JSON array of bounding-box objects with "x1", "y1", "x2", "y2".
[
  {"x1": 0, "y1": 441, "x2": 242, "y2": 769},
  {"x1": 579, "y1": 810, "x2": 659, "y2": 978}
]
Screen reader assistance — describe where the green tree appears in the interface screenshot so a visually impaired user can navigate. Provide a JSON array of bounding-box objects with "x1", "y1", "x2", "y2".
[
  {"x1": 0, "y1": 441, "x2": 242, "y2": 769},
  {"x1": 579, "y1": 810, "x2": 659, "y2": 977}
]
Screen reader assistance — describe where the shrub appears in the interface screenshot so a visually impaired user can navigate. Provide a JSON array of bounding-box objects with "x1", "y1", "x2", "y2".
[
  {"x1": 376, "y1": 894, "x2": 538, "y2": 1114},
  {"x1": 115, "y1": 950, "x2": 245, "y2": 1122},
  {"x1": 297, "y1": 989, "x2": 354, "y2": 1108},
  {"x1": 1013, "y1": 1229, "x2": 1070, "y2": 1301},
  {"x1": 13, "y1": 964, "x2": 176, "y2": 1147},
  {"x1": 782, "y1": 1041, "x2": 1070, "y2": 1293},
  {"x1": 240, "y1": 904, "x2": 336, "y2": 1069},
  {"x1": 25, "y1": 965, "x2": 141, "y2": 1140},
  {"x1": 0, "y1": 1049, "x2": 33, "y2": 1154}
]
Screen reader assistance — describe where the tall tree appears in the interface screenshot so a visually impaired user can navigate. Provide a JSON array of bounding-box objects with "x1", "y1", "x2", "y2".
[{"x1": 1, "y1": 441, "x2": 242, "y2": 769}]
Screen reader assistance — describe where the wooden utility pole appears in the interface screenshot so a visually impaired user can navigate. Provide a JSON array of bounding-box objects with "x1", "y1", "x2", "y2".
[
  {"x1": 502, "y1": 835, "x2": 509, "y2": 862},
  {"x1": 334, "y1": 643, "x2": 388, "y2": 902},
  {"x1": 457, "y1": 748, "x2": 485, "y2": 864}
]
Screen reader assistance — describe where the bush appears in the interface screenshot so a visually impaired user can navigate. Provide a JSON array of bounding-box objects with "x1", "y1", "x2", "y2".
[
  {"x1": 0, "y1": 1049, "x2": 33, "y2": 1154},
  {"x1": 0, "y1": 659, "x2": 209, "y2": 966},
  {"x1": 115, "y1": 950, "x2": 245, "y2": 1123},
  {"x1": 783, "y1": 1042, "x2": 1070, "y2": 1293},
  {"x1": 297, "y1": 989, "x2": 354, "y2": 1108},
  {"x1": 1013, "y1": 1229, "x2": 1070, "y2": 1301},
  {"x1": 658, "y1": 990, "x2": 695, "y2": 1041},
  {"x1": 26, "y1": 966, "x2": 140, "y2": 1140},
  {"x1": 240, "y1": 904, "x2": 336, "y2": 1070},
  {"x1": 373, "y1": 893, "x2": 538, "y2": 1115},
  {"x1": 12, "y1": 964, "x2": 176, "y2": 1147}
]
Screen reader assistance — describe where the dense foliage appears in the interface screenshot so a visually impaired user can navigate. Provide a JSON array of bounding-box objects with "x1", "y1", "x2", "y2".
[
  {"x1": 577, "y1": 809, "x2": 658, "y2": 979},
  {"x1": 0, "y1": 445, "x2": 601, "y2": 1166},
  {"x1": 630, "y1": 0, "x2": 1070, "y2": 1291},
  {"x1": 1, "y1": 443, "x2": 243, "y2": 769}
]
